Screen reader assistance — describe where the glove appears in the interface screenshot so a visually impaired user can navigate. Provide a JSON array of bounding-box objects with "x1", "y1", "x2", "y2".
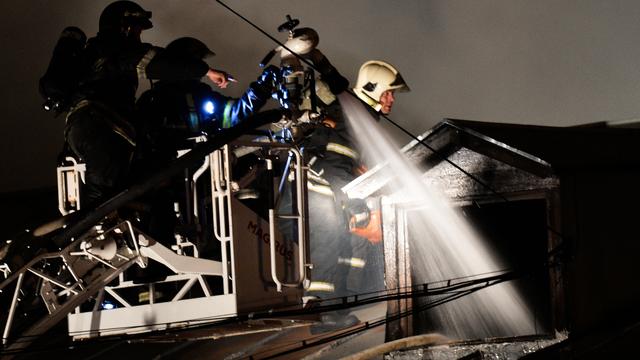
[
  {"x1": 345, "y1": 198, "x2": 382, "y2": 244},
  {"x1": 303, "y1": 48, "x2": 349, "y2": 94},
  {"x1": 351, "y1": 209, "x2": 382, "y2": 244},
  {"x1": 258, "y1": 65, "x2": 279, "y2": 84},
  {"x1": 344, "y1": 198, "x2": 371, "y2": 228},
  {"x1": 221, "y1": 65, "x2": 281, "y2": 128},
  {"x1": 252, "y1": 65, "x2": 279, "y2": 98}
]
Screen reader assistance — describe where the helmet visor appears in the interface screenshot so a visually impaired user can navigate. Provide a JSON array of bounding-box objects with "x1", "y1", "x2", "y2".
[
  {"x1": 389, "y1": 72, "x2": 410, "y2": 92},
  {"x1": 124, "y1": 9, "x2": 153, "y2": 29}
]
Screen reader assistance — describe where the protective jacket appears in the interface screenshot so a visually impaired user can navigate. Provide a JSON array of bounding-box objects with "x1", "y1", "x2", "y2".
[{"x1": 305, "y1": 103, "x2": 359, "y2": 199}]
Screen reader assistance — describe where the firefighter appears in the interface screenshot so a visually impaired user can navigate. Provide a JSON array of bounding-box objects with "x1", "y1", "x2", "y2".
[
  {"x1": 345, "y1": 60, "x2": 410, "y2": 297},
  {"x1": 64, "y1": 1, "x2": 231, "y2": 209},
  {"x1": 266, "y1": 29, "x2": 360, "y2": 331},
  {"x1": 302, "y1": 57, "x2": 408, "y2": 331},
  {"x1": 303, "y1": 58, "x2": 409, "y2": 292},
  {"x1": 133, "y1": 36, "x2": 278, "y2": 251},
  {"x1": 273, "y1": 32, "x2": 351, "y2": 300}
]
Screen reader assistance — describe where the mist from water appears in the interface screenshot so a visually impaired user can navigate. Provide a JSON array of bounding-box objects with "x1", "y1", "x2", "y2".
[{"x1": 338, "y1": 93, "x2": 538, "y2": 340}]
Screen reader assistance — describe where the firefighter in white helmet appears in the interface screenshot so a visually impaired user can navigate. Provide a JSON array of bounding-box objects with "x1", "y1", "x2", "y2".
[
  {"x1": 345, "y1": 60, "x2": 410, "y2": 245},
  {"x1": 302, "y1": 57, "x2": 410, "y2": 332}
]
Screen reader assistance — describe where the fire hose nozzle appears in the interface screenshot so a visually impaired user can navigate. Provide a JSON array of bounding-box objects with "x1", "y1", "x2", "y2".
[{"x1": 278, "y1": 14, "x2": 300, "y2": 33}]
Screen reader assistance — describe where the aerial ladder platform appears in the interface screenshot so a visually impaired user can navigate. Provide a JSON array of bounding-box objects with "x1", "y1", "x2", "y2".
[{"x1": 0, "y1": 112, "x2": 318, "y2": 355}]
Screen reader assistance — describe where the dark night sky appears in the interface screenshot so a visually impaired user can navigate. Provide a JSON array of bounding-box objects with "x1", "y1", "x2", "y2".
[{"x1": 3, "y1": 0, "x2": 640, "y2": 193}]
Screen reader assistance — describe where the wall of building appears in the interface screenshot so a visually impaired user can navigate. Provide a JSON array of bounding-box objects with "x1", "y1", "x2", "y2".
[{"x1": 562, "y1": 169, "x2": 640, "y2": 335}]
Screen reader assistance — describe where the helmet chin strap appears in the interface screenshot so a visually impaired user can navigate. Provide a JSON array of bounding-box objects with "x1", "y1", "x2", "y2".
[{"x1": 354, "y1": 89, "x2": 382, "y2": 112}]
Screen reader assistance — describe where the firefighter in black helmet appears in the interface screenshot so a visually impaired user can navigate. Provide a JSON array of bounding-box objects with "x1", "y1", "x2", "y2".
[
  {"x1": 98, "y1": 0, "x2": 153, "y2": 38},
  {"x1": 132, "y1": 36, "x2": 278, "y2": 250},
  {"x1": 63, "y1": 1, "x2": 231, "y2": 209},
  {"x1": 135, "y1": 36, "x2": 278, "y2": 167}
]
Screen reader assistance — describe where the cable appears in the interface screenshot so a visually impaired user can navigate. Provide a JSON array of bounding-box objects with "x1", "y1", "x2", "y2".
[{"x1": 341, "y1": 334, "x2": 451, "y2": 360}]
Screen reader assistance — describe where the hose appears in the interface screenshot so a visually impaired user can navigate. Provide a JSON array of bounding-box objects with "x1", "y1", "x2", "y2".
[{"x1": 340, "y1": 333, "x2": 451, "y2": 360}]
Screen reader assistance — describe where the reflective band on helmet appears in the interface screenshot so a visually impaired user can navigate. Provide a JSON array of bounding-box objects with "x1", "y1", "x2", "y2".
[
  {"x1": 354, "y1": 88, "x2": 383, "y2": 112},
  {"x1": 136, "y1": 48, "x2": 157, "y2": 79},
  {"x1": 326, "y1": 142, "x2": 359, "y2": 160},
  {"x1": 308, "y1": 281, "x2": 335, "y2": 293},
  {"x1": 124, "y1": 10, "x2": 151, "y2": 19}
]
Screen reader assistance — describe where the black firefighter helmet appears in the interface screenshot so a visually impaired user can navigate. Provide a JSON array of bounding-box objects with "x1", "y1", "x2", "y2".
[
  {"x1": 99, "y1": 1, "x2": 153, "y2": 35},
  {"x1": 165, "y1": 37, "x2": 216, "y2": 60}
]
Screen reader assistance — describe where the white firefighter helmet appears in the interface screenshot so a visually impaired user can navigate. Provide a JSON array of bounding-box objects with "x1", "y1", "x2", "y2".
[{"x1": 353, "y1": 60, "x2": 410, "y2": 112}]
